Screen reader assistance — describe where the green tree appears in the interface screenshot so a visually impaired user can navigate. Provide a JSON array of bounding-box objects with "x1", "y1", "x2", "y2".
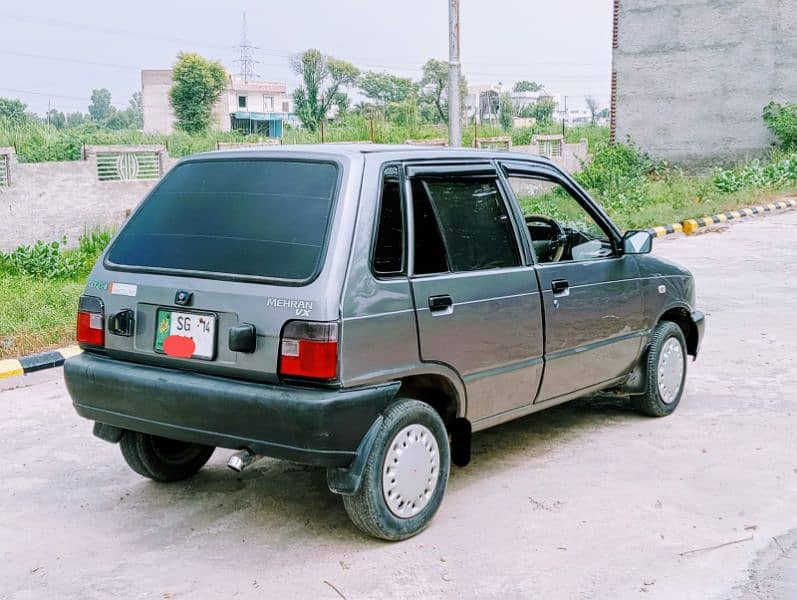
[
  {"x1": 418, "y1": 59, "x2": 467, "y2": 124},
  {"x1": 105, "y1": 111, "x2": 133, "y2": 130},
  {"x1": 169, "y1": 52, "x2": 228, "y2": 134},
  {"x1": 332, "y1": 91, "x2": 350, "y2": 118},
  {"x1": 88, "y1": 88, "x2": 114, "y2": 121},
  {"x1": 127, "y1": 91, "x2": 144, "y2": 129},
  {"x1": 513, "y1": 80, "x2": 543, "y2": 93},
  {"x1": 390, "y1": 98, "x2": 420, "y2": 128},
  {"x1": 290, "y1": 49, "x2": 359, "y2": 131},
  {"x1": 585, "y1": 96, "x2": 600, "y2": 125},
  {"x1": 65, "y1": 112, "x2": 87, "y2": 127},
  {"x1": 359, "y1": 71, "x2": 416, "y2": 107},
  {"x1": 45, "y1": 109, "x2": 66, "y2": 129},
  {"x1": 0, "y1": 97, "x2": 29, "y2": 123},
  {"x1": 499, "y1": 94, "x2": 515, "y2": 130},
  {"x1": 528, "y1": 98, "x2": 557, "y2": 125}
]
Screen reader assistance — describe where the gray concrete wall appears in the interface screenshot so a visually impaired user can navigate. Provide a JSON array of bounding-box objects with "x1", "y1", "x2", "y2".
[
  {"x1": 0, "y1": 149, "x2": 175, "y2": 251},
  {"x1": 142, "y1": 70, "x2": 176, "y2": 135},
  {"x1": 614, "y1": 0, "x2": 797, "y2": 166}
]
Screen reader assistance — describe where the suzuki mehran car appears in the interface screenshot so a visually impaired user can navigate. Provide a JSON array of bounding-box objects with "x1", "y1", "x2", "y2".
[{"x1": 65, "y1": 145, "x2": 704, "y2": 541}]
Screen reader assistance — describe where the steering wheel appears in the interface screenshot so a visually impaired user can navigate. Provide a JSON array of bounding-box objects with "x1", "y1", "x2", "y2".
[{"x1": 525, "y1": 215, "x2": 567, "y2": 262}]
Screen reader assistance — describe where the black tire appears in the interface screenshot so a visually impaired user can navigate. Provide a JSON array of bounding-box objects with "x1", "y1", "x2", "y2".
[
  {"x1": 119, "y1": 431, "x2": 215, "y2": 482},
  {"x1": 342, "y1": 399, "x2": 451, "y2": 541},
  {"x1": 633, "y1": 320, "x2": 688, "y2": 417}
]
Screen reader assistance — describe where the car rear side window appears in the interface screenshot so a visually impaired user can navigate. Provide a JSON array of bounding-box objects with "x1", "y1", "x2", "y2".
[
  {"x1": 106, "y1": 159, "x2": 339, "y2": 281},
  {"x1": 412, "y1": 176, "x2": 520, "y2": 274},
  {"x1": 372, "y1": 166, "x2": 405, "y2": 276}
]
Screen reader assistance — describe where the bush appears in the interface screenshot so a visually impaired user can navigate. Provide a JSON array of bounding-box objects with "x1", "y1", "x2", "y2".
[
  {"x1": 0, "y1": 240, "x2": 83, "y2": 279},
  {"x1": 763, "y1": 101, "x2": 797, "y2": 150},
  {"x1": 714, "y1": 153, "x2": 797, "y2": 193},
  {"x1": 574, "y1": 141, "x2": 655, "y2": 213},
  {"x1": 0, "y1": 228, "x2": 114, "y2": 280}
]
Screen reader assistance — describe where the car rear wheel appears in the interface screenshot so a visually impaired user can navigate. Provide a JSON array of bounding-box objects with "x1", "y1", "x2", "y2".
[
  {"x1": 633, "y1": 320, "x2": 688, "y2": 417},
  {"x1": 120, "y1": 431, "x2": 215, "y2": 482},
  {"x1": 342, "y1": 399, "x2": 450, "y2": 541}
]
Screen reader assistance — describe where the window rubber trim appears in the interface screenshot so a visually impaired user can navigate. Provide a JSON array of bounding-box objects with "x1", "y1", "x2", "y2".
[
  {"x1": 369, "y1": 162, "x2": 408, "y2": 280},
  {"x1": 498, "y1": 159, "x2": 624, "y2": 253},
  {"x1": 409, "y1": 171, "x2": 524, "y2": 275}
]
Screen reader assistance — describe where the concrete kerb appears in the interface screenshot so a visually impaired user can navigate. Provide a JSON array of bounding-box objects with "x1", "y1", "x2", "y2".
[
  {"x1": 0, "y1": 346, "x2": 82, "y2": 380},
  {"x1": 648, "y1": 198, "x2": 797, "y2": 238}
]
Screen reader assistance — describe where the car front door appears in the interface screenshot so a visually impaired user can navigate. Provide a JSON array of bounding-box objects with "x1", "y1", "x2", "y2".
[
  {"x1": 500, "y1": 160, "x2": 646, "y2": 403},
  {"x1": 406, "y1": 163, "x2": 544, "y2": 422}
]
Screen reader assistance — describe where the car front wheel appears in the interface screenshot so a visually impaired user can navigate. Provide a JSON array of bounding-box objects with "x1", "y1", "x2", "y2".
[
  {"x1": 633, "y1": 320, "x2": 688, "y2": 417},
  {"x1": 343, "y1": 399, "x2": 451, "y2": 541},
  {"x1": 120, "y1": 431, "x2": 215, "y2": 482}
]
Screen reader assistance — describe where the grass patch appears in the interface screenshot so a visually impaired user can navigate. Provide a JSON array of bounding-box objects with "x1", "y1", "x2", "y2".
[
  {"x1": 0, "y1": 276, "x2": 83, "y2": 358},
  {"x1": 0, "y1": 228, "x2": 111, "y2": 359}
]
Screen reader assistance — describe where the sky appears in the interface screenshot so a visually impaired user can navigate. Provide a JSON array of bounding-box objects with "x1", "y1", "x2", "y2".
[{"x1": 0, "y1": 1, "x2": 613, "y2": 116}]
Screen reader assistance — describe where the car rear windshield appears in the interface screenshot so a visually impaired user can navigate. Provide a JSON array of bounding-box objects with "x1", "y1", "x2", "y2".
[{"x1": 106, "y1": 159, "x2": 339, "y2": 281}]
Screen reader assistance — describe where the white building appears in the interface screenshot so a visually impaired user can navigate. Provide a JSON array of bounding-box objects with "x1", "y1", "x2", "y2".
[{"x1": 142, "y1": 70, "x2": 293, "y2": 136}]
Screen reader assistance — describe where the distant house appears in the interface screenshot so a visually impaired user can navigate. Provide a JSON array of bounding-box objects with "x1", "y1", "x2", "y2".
[
  {"x1": 466, "y1": 85, "x2": 563, "y2": 125},
  {"x1": 141, "y1": 70, "x2": 294, "y2": 136}
]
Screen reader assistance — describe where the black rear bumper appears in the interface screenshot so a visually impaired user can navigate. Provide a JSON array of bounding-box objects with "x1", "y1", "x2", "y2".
[{"x1": 64, "y1": 352, "x2": 399, "y2": 467}]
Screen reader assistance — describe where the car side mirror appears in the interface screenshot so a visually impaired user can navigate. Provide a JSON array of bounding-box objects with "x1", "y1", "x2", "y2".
[{"x1": 622, "y1": 230, "x2": 653, "y2": 254}]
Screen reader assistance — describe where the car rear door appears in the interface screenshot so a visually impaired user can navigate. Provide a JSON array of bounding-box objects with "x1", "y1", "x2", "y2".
[
  {"x1": 500, "y1": 160, "x2": 646, "y2": 402},
  {"x1": 406, "y1": 163, "x2": 544, "y2": 422}
]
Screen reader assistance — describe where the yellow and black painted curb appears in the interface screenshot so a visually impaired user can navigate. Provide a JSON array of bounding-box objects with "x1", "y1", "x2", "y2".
[
  {"x1": 649, "y1": 222, "x2": 684, "y2": 237},
  {"x1": 0, "y1": 346, "x2": 82, "y2": 380},
  {"x1": 648, "y1": 198, "x2": 797, "y2": 238}
]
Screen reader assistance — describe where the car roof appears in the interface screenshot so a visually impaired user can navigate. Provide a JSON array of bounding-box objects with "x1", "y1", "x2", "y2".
[{"x1": 184, "y1": 143, "x2": 557, "y2": 166}]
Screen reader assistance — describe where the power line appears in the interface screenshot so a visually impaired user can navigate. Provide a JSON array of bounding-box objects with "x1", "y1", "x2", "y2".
[
  {"x1": 0, "y1": 86, "x2": 88, "y2": 101},
  {"x1": 0, "y1": 49, "x2": 139, "y2": 71},
  {"x1": 2, "y1": 11, "x2": 609, "y2": 72},
  {"x1": 0, "y1": 46, "x2": 610, "y2": 88},
  {"x1": 0, "y1": 11, "x2": 236, "y2": 52}
]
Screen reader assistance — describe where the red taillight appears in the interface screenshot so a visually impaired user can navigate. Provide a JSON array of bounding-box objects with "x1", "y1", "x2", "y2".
[
  {"x1": 279, "y1": 321, "x2": 338, "y2": 380},
  {"x1": 76, "y1": 296, "x2": 105, "y2": 347}
]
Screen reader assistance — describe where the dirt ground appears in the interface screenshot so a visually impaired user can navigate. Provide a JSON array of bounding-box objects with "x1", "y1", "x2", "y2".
[{"x1": 1, "y1": 211, "x2": 796, "y2": 600}]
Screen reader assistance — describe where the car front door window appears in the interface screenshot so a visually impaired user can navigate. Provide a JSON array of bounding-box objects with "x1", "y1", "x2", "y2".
[{"x1": 506, "y1": 176, "x2": 614, "y2": 264}]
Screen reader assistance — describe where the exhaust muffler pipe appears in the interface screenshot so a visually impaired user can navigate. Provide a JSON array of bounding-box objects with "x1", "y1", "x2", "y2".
[{"x1": 227, "y1": 448, "x2": 262, "y2": 472}]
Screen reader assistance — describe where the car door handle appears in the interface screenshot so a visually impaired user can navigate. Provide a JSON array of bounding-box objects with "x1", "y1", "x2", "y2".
[
  {"x1": 551, "y1": 279, "x2": 570, "y2": 297},
  {"x1": 428, "y1": 295, "x2": 453, "y2": 313}
]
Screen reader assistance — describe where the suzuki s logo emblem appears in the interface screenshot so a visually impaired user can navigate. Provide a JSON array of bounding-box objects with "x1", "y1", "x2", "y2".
[{"x1": 175, "y1": 291, "x2": 193, "y2": 306}]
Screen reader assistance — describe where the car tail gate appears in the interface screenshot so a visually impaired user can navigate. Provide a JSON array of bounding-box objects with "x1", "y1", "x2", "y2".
[
  {"x1": 78, "y1": 277, "x2": 340, "y2": 383},
  {"x1": 79, "y1": 156, "x2": 344, "y2": 383}
]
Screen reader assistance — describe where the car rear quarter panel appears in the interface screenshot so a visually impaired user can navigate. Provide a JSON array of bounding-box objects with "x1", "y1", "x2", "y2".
[{"x1": 338, "y1": 156, "x2": 425, "y2": 390}]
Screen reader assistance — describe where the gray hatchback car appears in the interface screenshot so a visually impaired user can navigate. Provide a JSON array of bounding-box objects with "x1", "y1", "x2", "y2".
[{"x1": 65, "y1": 144, "x2": 704, "y2": 540}]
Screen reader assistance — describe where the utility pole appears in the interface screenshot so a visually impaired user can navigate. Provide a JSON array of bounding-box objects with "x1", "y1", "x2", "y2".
[{"x1": 448, "y1": 0, "x2": 462, "y2": 147}]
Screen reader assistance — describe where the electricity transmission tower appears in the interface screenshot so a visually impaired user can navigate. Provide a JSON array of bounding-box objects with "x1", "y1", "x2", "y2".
[{"x1": 234, "y1": 12, "x2": 259, "y2": 82}]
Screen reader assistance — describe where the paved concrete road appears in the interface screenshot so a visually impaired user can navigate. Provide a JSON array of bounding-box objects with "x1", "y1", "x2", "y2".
[{"x1": 2, "y1": 212, "x2": 796, "y2": 600}]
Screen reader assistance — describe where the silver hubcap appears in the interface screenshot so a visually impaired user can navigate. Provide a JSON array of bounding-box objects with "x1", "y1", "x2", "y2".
[
  {"x1": 382, "y1": 424, "x2": 440, "y2": 519},
  {"x1": 657, "y1": 337, "x2": 685, "y2": 404}
]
